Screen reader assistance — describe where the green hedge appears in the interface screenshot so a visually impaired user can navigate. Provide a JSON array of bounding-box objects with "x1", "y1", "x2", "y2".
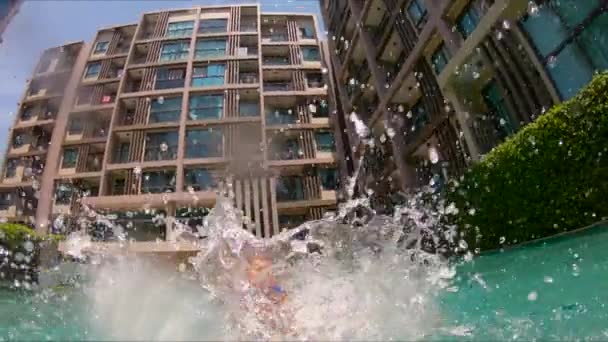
[
  {"x1": 446, "y1": 72, "x2": 608, "y2": 251},
  {"x1": 0, "y1": 223, "x2": 63, "y2": 250}
]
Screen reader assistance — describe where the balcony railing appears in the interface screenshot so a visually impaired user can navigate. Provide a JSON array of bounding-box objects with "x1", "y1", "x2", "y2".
[
  {"x1": 276, "y1": 178, "x2": 305, "y2": 201},
  {"x1": 263, "y1": 33, "x2": 288, "y2": 42},
  {"x1": 270, "y1": 142, "x2": 303, "y2": 160},
  {"x1": 144, "y1": 145, "x2": 178, "y2": 161},
  {"x1": 263, "y1": 57, "x2": 290, "y2": 65},
  {"x1": 266, "y1": 111, "x2": 297, "y2": 125},
  {"x1": 239, "y1": 73, "x2": 259, "y2": 84},
  {"x1": 240, "y1": 24, "x2": 257, "y2": 32},
  {"x1": 264, "y1": 82, "x2": 292, "y2": 91}
]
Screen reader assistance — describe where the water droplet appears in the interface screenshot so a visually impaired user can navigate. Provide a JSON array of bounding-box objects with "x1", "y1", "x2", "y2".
[
  {"x1": 157, "y1": 96, "x2": 164, "y2": 104},
  {"x1": 459, "y1": 240, "x2": 468, "y2": 250},
  {"x1": 527, "y1": 1, "x2": 540, "y2": 17},
  {"x1": 386, "y1": 127, "x2": 395, "y2": 138},
  {"x1": 527, "y1": 291, "x2": 538, "y2": 301},
  {"x1": 502, "y1": 20, "x2": 511, "y2": 30},
  {"x1": 468, "y1": 208, "x2": 476, "y2": 216},
  {"x1": 547, "y1": 55, "x2": 557, "y2": 69},
  {"x1": 572, "y1": 263, "x2": 580, "y2": 277},
  {"x1": 499, "y1": 236, "x2": 506, "y2": 244},
  {"x1": 428, "y1": 146, "x2": 440, "y2": 164},
  {"x1": 472, "y1": 71, "x2": 480, "y2": 79},
  {"x1": 160, "y1": 142, "x2": 168, "y2": 152},
  {"x1": 406, "y1": 111, "x2": 413, "y2": 119},
  {"x1": 379, "y1": 134, "x2": 387, "y2": 143},
  {"x1": 543, "y1": 276, "x2": 554, "y2": 284},
  {"x1": 133, "y1": 166, "x2": 142, "y2": 175},
  {"x1": 23, "y1": 241, "x2": 34, "y2": 252},
  {"x1": 499, "y1": 118, "x2": 506, "y2": 126},
  {"x1": 14, "y1": 252, "x2": 25, "y2": 262}
]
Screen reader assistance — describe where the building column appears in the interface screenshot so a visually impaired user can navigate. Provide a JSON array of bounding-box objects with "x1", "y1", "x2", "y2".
[{"x1": 442, "y1": 89, "x2": 481, "y2": 161}]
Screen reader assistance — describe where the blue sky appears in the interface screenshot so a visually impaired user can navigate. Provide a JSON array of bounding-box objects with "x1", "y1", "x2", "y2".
[{"x1": 0, "y1": 0, "x2": 324, "y2": 158}]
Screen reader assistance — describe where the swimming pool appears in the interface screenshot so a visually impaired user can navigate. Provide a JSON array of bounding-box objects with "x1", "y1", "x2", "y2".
[{"x1": 1, "y1": 224, "x2": 607, "y2": 341}]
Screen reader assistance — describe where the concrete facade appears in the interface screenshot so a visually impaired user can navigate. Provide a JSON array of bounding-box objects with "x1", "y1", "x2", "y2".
[
  {"x1": 0, "y1": 5, "x2": 344, "y2": 241},
  {"x1": 321, "y1": 0, "x2": 607, "y2": 211},
  {"x1": 0, "y1": 0, "x2": 22, "y2": 44}
]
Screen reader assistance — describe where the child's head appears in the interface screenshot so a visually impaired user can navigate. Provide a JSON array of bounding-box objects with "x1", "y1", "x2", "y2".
[{"x1": 247, "y1": 255, "x2": 273, "y2": 286}]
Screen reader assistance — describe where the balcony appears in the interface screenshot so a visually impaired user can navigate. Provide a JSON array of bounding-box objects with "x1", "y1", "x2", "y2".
[
  {"x1": 269, "y1": 135, "x2": 303, "y2": 160},
  {"x1": 144, "y1": 130, "x2": 178, "y2": 162},
  {"x1": 266, "y1": 109, "x2": 298, "y2": 125},
  {"x1": 264, "y1": 56, "x2": 290, "y2": 67},
  {"x1": 306, "y1": 73, "x2": 325, "y2": 89},
  {"x1": 144, "y1": 145, "x2": 178, "y2": 162},
  {"x1": 276, "y1": 176, "x2": 305, "y2": 202},
  {"x1": 84, "y1": 153, "x2": 104, "y2": 172},
  {"x1": 18, "y1": 103, "x2": 58, "y2": 125},
  {"x1": 264, "y1": 81, "x2": 292, "y2": 92},
  {"x1": 262, "y1": 33, "x2": 288, "y2": 43},
  {"x1": 239, "y1": 73, "x2": 259, "y2": 84},
  {"x1": 141, "y1": 170, "x2": 176, "y2": 194}
]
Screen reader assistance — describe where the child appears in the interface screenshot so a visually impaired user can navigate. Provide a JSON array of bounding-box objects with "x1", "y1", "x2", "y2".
[{"x1": 244, "y1": 255, "x2": 297, "y2": 338}]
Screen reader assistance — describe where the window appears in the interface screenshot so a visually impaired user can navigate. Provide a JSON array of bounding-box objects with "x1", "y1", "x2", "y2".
[
  {"x1": 482, "y1": 80, "x2": 517, "y2": 139},
  {"x1": 271, "y1": 137, "x2": 301, "y2": 160},
  {"x1": 267, "y1": 108, "x2": 297, "y2": 125},
  {"x1": 12, "y1": 133, "x2": 25, "y2": 148},
  {"x1": 155, "y1": 68, "x2": 185, "y2": 90},
  {"x1": 430, "y1": 43, "x2": 450, "y2": 75},
  {"x1": 144, "y1": 131, "x2": 178, "y2": 161},
  {"x1": 239, "y1": 101, "x2": 259, "y2": 117},
  {"x1": 456, "y1": 4, "x2": 480, "y2": 39},
  {"x1": 315, "y1": 131, "x2": 336, "y2": 152},
  {"x1": 186, "y1": 128, "x2": 223, "y2": 159},
  {"x1": 149, "y1": 97, "x2": 182, "y2": 123},
  {"x1": 141, "y1": 170, "x2": 176, "y2": 194},
  {"x1": 189, "y1": 94, "x2": 223, "y2": 120},
  {"x1": 160, "y1": 41, "x2": 189, "y2": 61},
  {"x1": 93, "y1": 41, "x2": 109, "y2": 55},
  {"x1": 407, "y1": 0, "x2": 428, "y2": 29},
  {"x1": 195, "y1": 39, "x2": 227, "y2": 59},
  {"x1": 0, "y1": 193, "x2": 11, "y2": 209},
  {"x1": 521, "y1": 3, "x2": 607, "y2": 99},
  {"x1": 192, "y1": 64, "x2": 225, "y2": 87},
  {"x1": 61, "y1": 148, "x2": 78, "y2": 168},
  {"x1": 276, "y1": 176, "x2": 304, "y2": 201},
  {"x1": 411, "y1": 99, "x2": 429, "y2": 133},
  {"x1": 299, "y1": 25, "x2": 315, "y2": 39},
  {"x1": 167, "y1": 20, "x2": 194, "y2": 37},
  {"x1": 84, "y1": 62, "x2": 101, "y2": 79},
  {"x1": 55, "y1": 183, "x2": 74, "y2": 205},
  {"x1": 20, "y1": 107, "x2": 34, "y2": 121},
  {"x1": 199, "y1": 19, "x2": 228, "y2": 34},
  {"x1": 114, "y1": 142, "x2": 130, "y2": 163},
  {"x1": 301, "y1": 47, "x2": 321, "y2": 62},
  {"x1": 311, "y1": 99, "x2": 329, "y2": 118},
  {"x1": 5, "y1": 159, "x2": 18, "y2": 178},
  {"x1": 319, "y1": 168, "x2": 338, "y2": 190},
  {"x1": 184, "y1": 168, "x2": 216, "y2": 191},
  {"x1": 68, "y1": 117, "x2": 84, "y2": 134}
]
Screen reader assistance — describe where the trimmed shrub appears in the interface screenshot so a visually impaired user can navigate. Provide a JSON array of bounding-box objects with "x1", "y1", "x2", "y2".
[{"x1": 446, "y1": 72, "x2": 608, "y2": 251}]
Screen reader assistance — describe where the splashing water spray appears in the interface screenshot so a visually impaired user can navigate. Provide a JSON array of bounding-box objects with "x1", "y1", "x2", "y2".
[{"x1": 33, "y1": 111, "x2": 467, "y2": 341}]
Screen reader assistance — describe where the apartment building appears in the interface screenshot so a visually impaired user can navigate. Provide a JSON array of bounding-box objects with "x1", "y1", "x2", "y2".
[
  {"x1": 0, "y1": 5, "x2": 345, "y2": 241},
  {"x1": 321, "y1": 0, "x2": 607, "y2": 210},
  {"x1": 0, "y1": 0, "x2": 22, "y2": 43}
]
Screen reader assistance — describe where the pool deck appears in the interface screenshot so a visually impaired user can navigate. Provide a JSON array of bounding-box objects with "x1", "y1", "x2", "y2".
[{"x1": 57, "y1": 240, "x2": 202, "y2": 256}]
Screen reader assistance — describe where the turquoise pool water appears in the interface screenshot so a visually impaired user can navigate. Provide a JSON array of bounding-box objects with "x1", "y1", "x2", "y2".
[
  {"x1": 437, "y1": 224, "x2": 608, "y2": 340},
  {"x1": 1, "y1": 225, "x2": 607, "y2": 341}
]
